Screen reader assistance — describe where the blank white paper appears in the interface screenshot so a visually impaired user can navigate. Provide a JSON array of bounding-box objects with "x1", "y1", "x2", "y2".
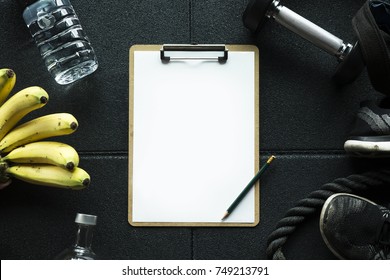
[{"x1": 132, "y1": 49, "x2": 255, "y2": 223}]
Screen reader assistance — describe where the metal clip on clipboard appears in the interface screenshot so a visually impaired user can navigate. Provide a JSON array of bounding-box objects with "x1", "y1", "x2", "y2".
[{"x1": 160, "y1": 44, "x2": 228, "y2": 63}]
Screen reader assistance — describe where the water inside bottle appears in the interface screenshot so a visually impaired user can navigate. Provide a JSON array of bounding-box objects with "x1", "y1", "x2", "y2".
[{"x1": 25, "y1": 1, "x2": 98, "y2": 85}]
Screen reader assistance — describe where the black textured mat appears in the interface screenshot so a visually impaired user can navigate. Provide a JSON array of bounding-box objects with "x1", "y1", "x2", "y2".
[{"x1": 0, "y1": 0, "x2": 389, "y2": 260}]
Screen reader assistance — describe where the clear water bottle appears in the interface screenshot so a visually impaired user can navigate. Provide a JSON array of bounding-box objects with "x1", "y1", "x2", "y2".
[
  {"x1": 55, "y1": 213, "x2": 98, "y2": 260},
  {"x1": 19, "y1": 0, "x2": 98, "y2": 85}
]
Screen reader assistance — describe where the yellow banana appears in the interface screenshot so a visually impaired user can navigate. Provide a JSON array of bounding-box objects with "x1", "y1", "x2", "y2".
[
  {"x1": 0, "y1": 86, "x2": 49, "y2": 140},
  {"x1": 6, "y1": 164, "x2": 90, "y2": 190},
  {"x1": 0, "y1": 69, "x2": 16, "y2": 105},
  {"x1": 3, "y1": 141, "x2": 79, "y2": 170},
  {"x1": 0, "y1": 113, "x2": 78, "y2": 153}
]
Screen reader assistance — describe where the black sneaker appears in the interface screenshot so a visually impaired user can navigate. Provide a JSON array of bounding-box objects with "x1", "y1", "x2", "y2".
[
  {"x1": 319, "y1": 193, "x2": 390, "y2": 259},
  {"x1": 344, "y1": 100, "x2": 390, "y2": 157}
]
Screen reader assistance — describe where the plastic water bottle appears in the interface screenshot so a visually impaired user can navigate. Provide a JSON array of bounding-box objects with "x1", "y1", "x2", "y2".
[
  {"x1": 19, "y1": 0, "x2": 98, "y2": 85},
  {"x1": 55, "y1": 213, "x2": 98, "y2": 260}
]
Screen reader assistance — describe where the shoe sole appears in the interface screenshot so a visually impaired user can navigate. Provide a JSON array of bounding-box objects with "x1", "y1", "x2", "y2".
[
  {"x1": 344, "y1": 139, "x2": 390, "y2": 157},
  {"x1": 319, "y1": 193, "x2": 378, "y2": 260}
]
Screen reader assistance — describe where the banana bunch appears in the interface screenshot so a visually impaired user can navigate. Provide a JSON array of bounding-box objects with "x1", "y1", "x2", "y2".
[{"x1": 0, "y1": 68, "x2": 90, "y2": 190}]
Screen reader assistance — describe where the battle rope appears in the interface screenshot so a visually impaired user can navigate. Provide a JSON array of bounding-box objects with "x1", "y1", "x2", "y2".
[{"x1": 266, "y1": 168, "x2": 390, "y2": 260}]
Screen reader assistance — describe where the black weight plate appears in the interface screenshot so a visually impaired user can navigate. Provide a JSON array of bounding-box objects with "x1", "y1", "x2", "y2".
[{"x1": 243, "y1": 0, "x2": 274, "y2": 33}]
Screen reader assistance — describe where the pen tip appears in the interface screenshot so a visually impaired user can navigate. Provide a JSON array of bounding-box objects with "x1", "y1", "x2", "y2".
[
  {"x1": 267, "y1": 155, "x2": 276, "y2": 164},
  {"x1": 221, "y1": 212, "x2": 229, "y2": 221}
]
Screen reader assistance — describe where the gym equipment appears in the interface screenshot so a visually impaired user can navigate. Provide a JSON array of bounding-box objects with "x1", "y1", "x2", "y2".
[{"x1": 243, "y1": 0, "x2": 365, "y2": 84}]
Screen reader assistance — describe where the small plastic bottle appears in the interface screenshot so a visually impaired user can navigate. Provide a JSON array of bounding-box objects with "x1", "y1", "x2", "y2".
[
  {"x1": 18, "y1": 0, "x2": 98, "y2": 85},
  {"x1": 55, "y1": 213, "x2": 98, "y2": 260}
]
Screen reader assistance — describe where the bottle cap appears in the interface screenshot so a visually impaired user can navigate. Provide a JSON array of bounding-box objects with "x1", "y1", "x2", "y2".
[
  {"x1": 16, "y1": 0, "x2": 39, "y2": 10},
  {"x1": 75, "y1": 213, "x2": 97, "y2": 225}
]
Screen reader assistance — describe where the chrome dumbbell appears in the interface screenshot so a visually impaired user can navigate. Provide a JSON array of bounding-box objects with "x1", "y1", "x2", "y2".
[{"x1": 243, "y1": 0, "x2": 365, "y2": 84}]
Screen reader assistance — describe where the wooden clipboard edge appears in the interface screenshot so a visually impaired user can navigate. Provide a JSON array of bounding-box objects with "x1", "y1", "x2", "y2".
[
  {"x1": 128, "y1": 44, "x2": 260, "y2": 227},
  {"x1": 227, "y1": 45, "x2": 260, "y2": 227},
  {"x1": 128, "y1": 221, "x2": 258, "y2": 227},
  {"x1": 128, "y1": 45, "x2": 160, "y2": 228}
]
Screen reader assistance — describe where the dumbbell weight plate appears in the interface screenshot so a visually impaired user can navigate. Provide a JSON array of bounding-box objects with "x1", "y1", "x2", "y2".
[
  {"x1": 243, "y1": 0, "x2": 275, "y2": 33},
  {"x1": 333, "y1": 42, "x2": 365, "y2": 85}
]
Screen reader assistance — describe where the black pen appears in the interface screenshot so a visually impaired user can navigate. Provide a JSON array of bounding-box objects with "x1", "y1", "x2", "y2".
[{"x1": 221, "y1": 155, "x2": 276, "y2": 221}]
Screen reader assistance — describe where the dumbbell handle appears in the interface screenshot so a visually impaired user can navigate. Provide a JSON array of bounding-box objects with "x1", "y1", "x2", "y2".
[{"x1": 268, "y1": 0, "x2": 352, "y2": 60}]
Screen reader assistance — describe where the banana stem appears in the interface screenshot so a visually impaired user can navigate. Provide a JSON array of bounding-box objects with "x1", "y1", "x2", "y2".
[{"x1": 0, "y1": 160, "x2": 10, "y2": 187}]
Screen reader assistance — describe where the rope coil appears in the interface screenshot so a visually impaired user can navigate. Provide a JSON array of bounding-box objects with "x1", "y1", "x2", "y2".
[{"x1": 266, "y1": 169, "x2": 390, "y2": 259}]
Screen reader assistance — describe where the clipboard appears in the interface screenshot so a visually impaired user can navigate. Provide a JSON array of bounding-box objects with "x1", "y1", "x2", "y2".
[{"x1": 129, "y1": 44, "x2": 259, "y2": 227}]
